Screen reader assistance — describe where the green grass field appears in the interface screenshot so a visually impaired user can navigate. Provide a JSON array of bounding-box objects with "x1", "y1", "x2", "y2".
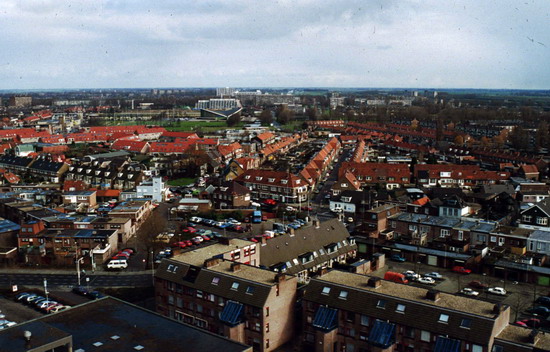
[
  {"x1": 99, "y1": 119, "x2": 243, "y2": 132},
  {"x1": 167, "y1": 177, "x2": 196, "y2": 186}
]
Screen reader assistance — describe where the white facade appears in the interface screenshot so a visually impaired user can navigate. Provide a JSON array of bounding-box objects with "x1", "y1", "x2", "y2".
[{"x1": 136, "y1": 177, "x2": 166, "y2": 202}]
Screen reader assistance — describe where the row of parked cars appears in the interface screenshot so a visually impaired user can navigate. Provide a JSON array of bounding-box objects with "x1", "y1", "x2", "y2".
[
  {"x1": 72, "y1": 286, "x2": 105, "y2": 300},
  {"x1": 106, "y1": 248, "x2": 135, "y2": 270},
  {"x1": 0, "y1": 310, "x2": 16, "y2": 330},
  {"x1": 523, "y1": 295, "x2": 550, "y2": 320},
  {"x1": 14, "y1": 292, "x2": 70, "y2": 314},
  {"x1": 189, "y1": 217, "x2": 245, "y2": 232}
]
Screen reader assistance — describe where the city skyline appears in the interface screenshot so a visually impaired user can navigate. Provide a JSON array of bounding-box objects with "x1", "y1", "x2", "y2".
[{"x1": 0, "y1": 0, "x2": 549, "y2": 90}]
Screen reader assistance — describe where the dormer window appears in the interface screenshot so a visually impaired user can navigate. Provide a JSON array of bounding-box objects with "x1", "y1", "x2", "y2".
[
  {"x1": 281, "y1": 179, "x2": 288, "y2": 184},
  {"x1": 268, "y1": 178, "x2": 275, "y2": 183},
  {"x1": 322, "y1": 287, "x2": 331, "y2": 295},
  {"x1": 296, "y1": 180, "x2": 300, "y2": 184},
  {"x1": 255, "y1": 176, "x2": 262, "y2": 181},
  {"x1": 245, "y1": 175, "x2": 251, "y2": 179}
]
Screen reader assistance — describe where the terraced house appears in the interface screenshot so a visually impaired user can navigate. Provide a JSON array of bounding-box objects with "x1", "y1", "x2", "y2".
[
  {"x1": 301, "y1": 270, "x2": 545, "y2": 352},
  {"x1": 235, "y1": 169, "x2": 309, "y2": 203}
]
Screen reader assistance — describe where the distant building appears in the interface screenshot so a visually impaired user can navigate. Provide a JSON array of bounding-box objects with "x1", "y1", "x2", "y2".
[
  {"x1": 9, "y1": 96, "x2": 32, "y2": 108},
  {"x1": 196, "y1": 99, "x2": 241, "y2": 110},
  {"x1": 217, "y1": 87, "x2": 237, "y2": 97}
]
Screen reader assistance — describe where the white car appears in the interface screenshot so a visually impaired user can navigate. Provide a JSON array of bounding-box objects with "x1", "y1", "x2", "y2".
[
  {"x1": 403, "y1": 271, "x2": 420, "y2": 280},
  {"x1": 417, "y1": 277, "x2": 436, "y2": 285},
  {"x1": 488, "y1": 287, "x2": 507, "y2": 296},
  {"x1": 460, "y1": 288, "x2": 479, "y2": 296},
  {"x1": 285, "y1": 206, "x2": 296, "y2": 212},
  {"x1": 190, "y1": 217, "x2": 202, "y2": 223}
]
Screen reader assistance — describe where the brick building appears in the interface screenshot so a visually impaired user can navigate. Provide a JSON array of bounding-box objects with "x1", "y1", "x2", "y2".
[
  {"x1": 155, "y1": 256, "x2": 297, "y2": 352},
  {"x1": 301, "y1": 270, "x2": 523, "y2": 352}
]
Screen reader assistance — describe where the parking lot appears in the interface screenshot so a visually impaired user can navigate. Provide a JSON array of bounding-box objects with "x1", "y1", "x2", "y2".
[{"x1": 371, "y1": 260, "x2": 550, "y2": 329}]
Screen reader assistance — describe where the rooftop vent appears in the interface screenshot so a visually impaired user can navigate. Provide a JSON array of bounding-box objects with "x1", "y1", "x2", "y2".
[
  {"x1": 93, "y1": 342, "x2": 103, "y2": 347},
  {"x1": 426, "y1": 289, "x2": 441, "y2": 302},
  {"x1": 134, "y1": 346, "x2": 145, "y2": 351},
  {"x1": 367, "y1": 277, "x2": 381, "y2": 288},
  {"x1": 230, "y1": 263, "x2": 241, "y2": 272}
]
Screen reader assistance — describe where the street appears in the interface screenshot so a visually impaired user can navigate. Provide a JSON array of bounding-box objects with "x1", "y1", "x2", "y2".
[{"x1": 0, "y1": 271, "x2": 154, "y2": 289}]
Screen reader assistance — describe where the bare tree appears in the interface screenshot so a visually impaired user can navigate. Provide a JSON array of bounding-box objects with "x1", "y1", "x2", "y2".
[{"x1": 136, "y1": 211, "x2": 169, "y2": 269}]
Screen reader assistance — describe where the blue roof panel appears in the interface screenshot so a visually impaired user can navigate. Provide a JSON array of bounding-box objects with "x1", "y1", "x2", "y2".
[
  {"x1": 312, "y1": 306, "x2": 338, "y2": 332},
  {"x1": 368, "y1": 320, "x2": 396, "y2": 349},
  {"x1": 219, "y1": 301, "x2": 244, "y2": 327},
  {"x1": 434, "y1": 336, "x2": 461, "y2": 352}
]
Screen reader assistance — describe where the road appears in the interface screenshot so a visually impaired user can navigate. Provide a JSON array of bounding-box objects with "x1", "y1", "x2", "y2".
[{"x1": 0, "y1": 271, "x2": 154, "y2": 289}]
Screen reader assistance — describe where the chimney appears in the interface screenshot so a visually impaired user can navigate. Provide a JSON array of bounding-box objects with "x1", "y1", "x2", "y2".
[
  {"x1": 318, "y1": 267, "x2": 329, "y2": 276},
  {"x1": 527, "y1": 329, "x2": 540, "y2": 345},
  {"x1": 288, "y1": 227, "x2": 295, "y2": 236},
  {"x1": 313, "y1": 219, "x2": 320, "y2": 228},
  {"x1": 275, "y1": 273, "x2": 286, "y2": 283},
  {"x1": 492, "y1": 303, "x2": 503, "y2": 315},
  {"x1": 230, "y1": 263, "x2": 241, "y2": 272},
  {"x1": 261, "y1": 237, "x2": 267, "y2": 244},
  {"x1": 204, "y1": 258, "x2": 220, "y2": 268},
  {"x1": 426, "y1": 289, "x2": 441, "y2": 302},
  {"x1": 218, "y1": 237, "x2": 230, "y2": 245},
  {"x1": 367, "y1": 277, "x2": 382, "y2": 288}
]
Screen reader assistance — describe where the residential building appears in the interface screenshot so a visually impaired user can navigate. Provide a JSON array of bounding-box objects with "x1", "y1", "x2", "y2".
[
  {"x1": 362, "y1": 204, "x2": 401, "y2": 238},
  {"x1": 62, "y1": 190, "x2": 97, "y2": 208},
  {"x1": 136, "y1": 176, "x2": 166, "y2": 202},
  {"x1": 17, "y1": 221, "x2": 118, "y2": 267},
  {"x1": 0, "y1": 297, "x2": 252, "y2": 352},
  {"x1": 301, "y1": 269, "x2": 527, "y2": 352},
  {"x1": 211, "y1": 181, "x2": 252, "y2": 209},
  {"x1": 527, "y1": 229, "x2": 550, "y2": 255},
  {"x1": 155, "y1": 255, "x2": 297, "y2": 352},
  {"x1": 108, "y1": 200, "x2": 153, "y2": 227},
  {"x1": 340, "y1": 162, "x2": 411, "y2": 190},
  {"x1": 235, "y1": 170, "x2": 308, "y2": 203},
  {"x1": 518, "y1": 199, "x2": 550, "y2": 231},
  {"x1": 414, "y1": 164, "x2": 510, "y2": 189},
  {"x1": 260, "y1": 219, "x2": 357, "y2": 284}
]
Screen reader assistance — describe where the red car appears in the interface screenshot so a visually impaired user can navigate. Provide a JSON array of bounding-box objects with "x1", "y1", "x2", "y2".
[
  {"x1": 301, "y1": 206, "x2": 313, "y2": 211},
  {"x1": 468, "y1": 280, "x2": 488, "y2": 289},
  {"x1": 232, "y1": 225, "x2": 244, "y2": 233},
  {"x1": 261, "y1": 215, "x2": 268, "y2": 221},
  {"x1": 452, "y1": 266, "x2": 471, "y2": 274},
  {"x1": 172, "y1": 241, "x2": 187, "y2": 249},
  {"x1": 182, "y1": 227, "x2": 197, "y2": 233}
]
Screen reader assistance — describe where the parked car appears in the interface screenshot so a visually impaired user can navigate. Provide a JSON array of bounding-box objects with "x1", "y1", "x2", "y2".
[
  {"x1": 535, "y1": 296, "x2": 550, "y2": 308},
  {"x1": 390, "y1": 254, "x2": 406, "y2": 262},
  {"x1": 424, "y1": 272, "x2": 444, "y2": 280},
  {"x1": 515, "y1": 321, "x2": 528, "y2": 327},
  {"x1": 285, "y1": 206, "x2": 296, "y2": 212},
  {"x1": 452, "y1": 266, "x2": 471, "y2": 274},
  {"x1": 15, "y1": 292, "x2": 35, "y2": 301},
  {"x1": 48, "y1": 305, "x2": 70, "y2": 314},
  {"x1": 182, "y1": 227, "x2": 196, "y2": 233},
  {"x1": 384, "y1": 271, "x2": 408, "y2": 284},
  {"x1": 518, "y1": 318, "x2": 541, "y2": 328},
  {"x1": 469, "y1": 280, "x2": 488, "y2": 289},
  {"x1": 417, "y1": 277, "x2": 436, "y2": 285},
  {"x1": 72, "y1": 286, "x2": 89, "y2": 296},
  {"x1": 460, "y1": 288, "x2": 479, "y2": 296},
  {"x1": 488, "y1": 287, "x2": 507, "y2": 296},
  {"x1": 528, "y1": 306, "x2": 550, "y2": 318},
  {"x1": 402, "y1": 271, "x2": 420, "y2": 280}
]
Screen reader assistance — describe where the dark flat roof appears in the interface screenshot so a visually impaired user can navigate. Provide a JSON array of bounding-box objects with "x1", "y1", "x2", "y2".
[{"x1": 0, "y1": 297, "x2": 251, "y2": 352}]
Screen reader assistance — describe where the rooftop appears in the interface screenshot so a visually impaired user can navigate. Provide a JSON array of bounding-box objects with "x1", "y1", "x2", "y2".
[
  {"x1": 0, "y1": 297, "x2": 251, "y2": 352},
  {"x1": 495, "y1": 324, "x2": 550, "y2": 349},
  {"x1": 172, "y1": 239, "x2": 253, "y2": 267},
  {"x1": 316, "y1": 270, "x2": 498, "y2": 318}
]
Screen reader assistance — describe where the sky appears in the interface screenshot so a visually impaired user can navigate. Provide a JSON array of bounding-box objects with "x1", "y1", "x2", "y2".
[{"x1": 0, "y1": 0, "x2": 549, "y2": 90}]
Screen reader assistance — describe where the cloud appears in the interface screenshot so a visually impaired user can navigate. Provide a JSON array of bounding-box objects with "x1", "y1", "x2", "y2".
[{"x1": 0, "y1": 0, "x2": 548, "y2": 89}]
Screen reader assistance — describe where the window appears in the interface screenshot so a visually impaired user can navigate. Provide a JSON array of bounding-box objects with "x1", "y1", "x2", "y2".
[
  {"x1": 246, "y1": 286, "x2": 255, "y2": 294},
  {"x1": 537, "y1": 217, "x2": 548, "y2": 225},
  {"x1": 168, "y1": 295, "x2": 174, "y2": 305},
  {"x1": 490, "y1": 236, "x2": 497, "y2": 243},
  {"x1": 460, "y1": 318, "x2": 471, "y2": 329},
  {"x1": 196, "y1": 290, "x2": 203, "y2": 299},
  {"x1": 492, "y1": 345, "x2": 504, "y2": 352},
  {"x1": 472, "y1": 345, "x2": 483, "y2": 352},
  {"x1": 396, "y1": 304, "x2": 406, "y2": 313},
  {"x1": 211, "y1": 277, "x2": 220, "y2": 285},
  {"x1": 403, "y1": 326, "x2": 415, "y2": 338},
  {"x1": 360, "y1": 315, "x2": 369, "y2": 326},
  {"x1": 339, "y1": 290, "x2": 348, "y2": 299},
  {"x1": 522, "y1": 215, "x2": 532, "y2": 222},
  {"x1": 322, "y1": 286, "x2": 331, "y2": 295},
  {"x1": 420, "y1": 330, "x2": 430, "y2": 342},
  {"x1": 376, "y1": 299, "x2": 386, "y2": 309},
  {"x1": 439, "y1": 313, "x2": 449, "y2": 323},
  {"x1": 440, "y1": 229, "x2": 450, "y2": 237},
  {"x1": 231, "y1": 282, "x2": 239, "y2": 290},
  {"x1": 266, "y1": 307, "x2": 269, "y2": 317},
  {"x1": 391, "y1": 221, "x2": 396, "y2": 229},
  {"x1": 265, "y1": 323, "x2": 270, "y2": 332},
  {"x1": 458, "y1": 230, "x2": 464, "y2": 241}
]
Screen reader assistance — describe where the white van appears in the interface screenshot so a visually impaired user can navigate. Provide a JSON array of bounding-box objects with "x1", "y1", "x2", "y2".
[{"x1": 107, "y1": 259, "x2": 128, "y2": 269}]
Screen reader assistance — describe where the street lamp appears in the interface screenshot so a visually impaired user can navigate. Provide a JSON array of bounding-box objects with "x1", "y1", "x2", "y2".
[{"x1": 76, "y1": 257, "x2": 84, "y2": 286}]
